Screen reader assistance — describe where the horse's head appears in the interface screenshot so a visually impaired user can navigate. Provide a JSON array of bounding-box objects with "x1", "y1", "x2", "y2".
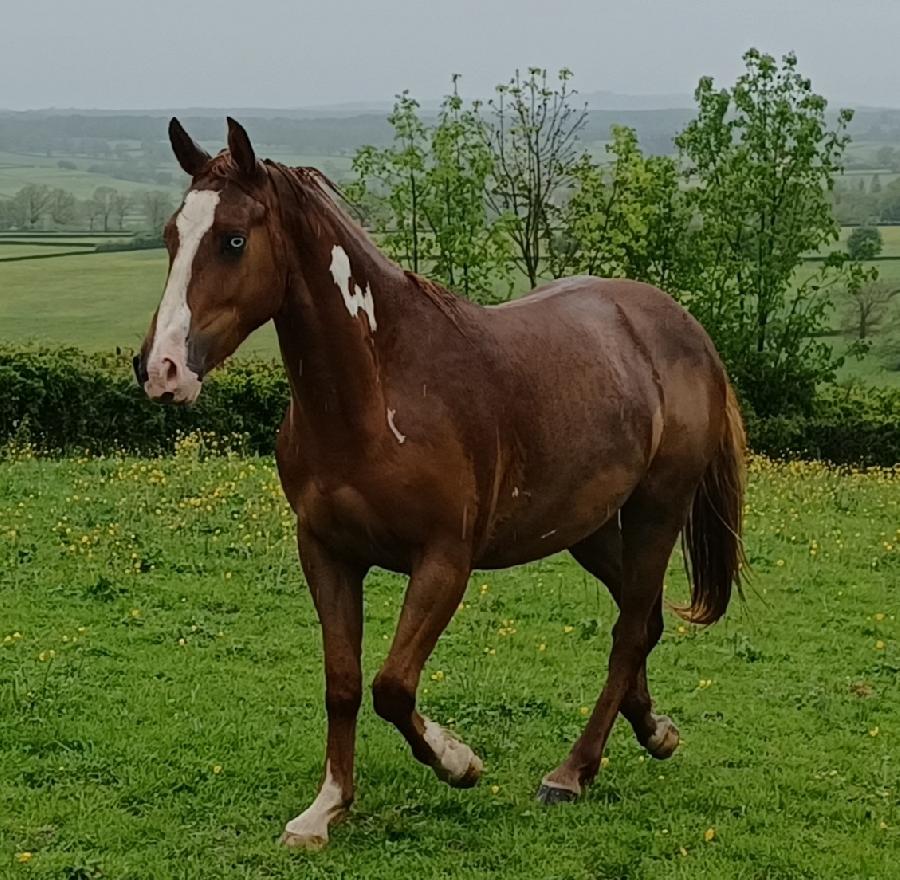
[{"x1": 135, "y1": 118, "x2": 284, "y2": 403}]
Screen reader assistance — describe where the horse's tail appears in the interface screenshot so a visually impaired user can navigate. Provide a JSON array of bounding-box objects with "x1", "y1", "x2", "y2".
[{"x1": 675, "y1": 381, "x2": 747, "y2": 626}]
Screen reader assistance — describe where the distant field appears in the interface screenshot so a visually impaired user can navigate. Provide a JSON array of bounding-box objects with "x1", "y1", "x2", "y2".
[
  {"x1": 0, "y1": 245, "x2": 95, "y2": 261},
  {"x1": 0, "y1": 248, "x2": 277, "y2": 356},
  {"x1": 0, "y1": 147, "x2": 352, "y2": 201}
]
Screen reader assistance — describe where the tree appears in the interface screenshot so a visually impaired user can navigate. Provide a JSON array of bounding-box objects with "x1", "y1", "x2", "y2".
[
  {"x1": 479, "y1": 67, "x2": 587, "y2": 287},
  {"x1": 846, "y1": 225, "x2": 882, "y2": 261},
  {"x1": 92, "y1": 186, "x2": 119, "y2": 232},
  {"x1": 140, "y1": 190, "x2": 174, "y2": 232},
  {"x1": 11, "y1": 184, "x2": 53, "y2": 228},
  {"x1": 842, "y1": 275, "x2": 900, "y2": 339},
  {"x1": 420, "y1": 77, "x2": 506, "y2": 301},
  {"x1": 352, "y1": 91, "x2": 429, "y2": 273},
  {"x1": 351, "y1": 80, "x2": 507, "y2": 302},
  {"x1": 675, "y1": 49, "x2": 854, "y2": 414},
  {"x1": 49, "y1": 188, "x2": 76, "y2": 226},
  {"x1": 559, "y1": 126, "x2": 692, "y2": 290},
  {"x1": 111, "y1": 192, "x2": 131, "y2": 230}
]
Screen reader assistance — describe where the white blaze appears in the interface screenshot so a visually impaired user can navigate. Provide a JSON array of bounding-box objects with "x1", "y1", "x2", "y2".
[
  {"x1": 329, "y1": 244, "x2": 377, "y2": 330},
  {"x1": 148, "y1": 189, "x2": 221, "y2": 368}
]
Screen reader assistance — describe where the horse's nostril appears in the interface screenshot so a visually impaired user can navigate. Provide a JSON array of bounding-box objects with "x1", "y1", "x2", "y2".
[
  {"x1": 159, "y1": 391, "x2": 175, "y2": 403},
  {"x1": 162, "y1": 357, "x2": 178, "y2": 383}
]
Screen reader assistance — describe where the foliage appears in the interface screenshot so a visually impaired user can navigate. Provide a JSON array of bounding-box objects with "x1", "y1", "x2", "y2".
[
  {"x1": 846, "y1": 224, "x2": 883, "y2": 261},
  {"x1": 559, "y1": 126, "x2": 692, "y2": 290},
  {"x1": 675, "y1": 49, "x2": 855, "y2": 415},
  {"x1": 351, "y1": 82, "x2": 507, "y2": 302},
  {"x1": 0, "y1": 346, "x2": 288, "y2": 456},
  {"x1": 479, "y1": 67, "x2": 588, "y2": 288}
]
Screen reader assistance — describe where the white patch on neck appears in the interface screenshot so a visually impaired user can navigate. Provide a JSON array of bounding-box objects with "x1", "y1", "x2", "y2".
[
  {"x1": 282, "y1": 761, "x2": 345, "y2": 844},
  {"x1": 149, "y1": 189, "x2": 220, "y2": 365},
  {"x1": 329, "y1": 244, "x2": 377, "y2": 331},
  {"x1": 386, "y1": 408, "x2": 406, "y2": 444}
]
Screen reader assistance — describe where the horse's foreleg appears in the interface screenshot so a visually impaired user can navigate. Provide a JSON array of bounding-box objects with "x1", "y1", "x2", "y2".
[
  {"x1": 372, "y1": 546, "x2": 483, "y2": 788},
  {"x1": 280, "y1": 528, "x2": 364, "y2": 850},
  {"x1": 539, "y1": 496, "x2": 685, "y2": 803}
]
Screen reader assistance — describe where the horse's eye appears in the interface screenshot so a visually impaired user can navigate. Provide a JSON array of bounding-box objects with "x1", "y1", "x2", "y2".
[{"x1": 224, "y1": 234, "x2": 246, "y2": 254}]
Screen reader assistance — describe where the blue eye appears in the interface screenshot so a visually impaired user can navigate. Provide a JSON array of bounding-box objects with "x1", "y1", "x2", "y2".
[{"x1": 224, "y1": 234, "x2": 246, "y2": 254}]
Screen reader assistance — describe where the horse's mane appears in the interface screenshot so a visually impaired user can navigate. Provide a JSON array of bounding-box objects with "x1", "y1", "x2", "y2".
[{"x1": 251, "y1": 158, "x2": 476, "y2": 340}]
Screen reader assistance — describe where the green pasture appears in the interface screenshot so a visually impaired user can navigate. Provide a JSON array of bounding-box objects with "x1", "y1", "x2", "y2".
[
  {"x1": 0, "y1": 450, "x2": 896, "y2": 878},
  {"x1": 0, "y1": 250, "x2": 277, "y2": 356}
]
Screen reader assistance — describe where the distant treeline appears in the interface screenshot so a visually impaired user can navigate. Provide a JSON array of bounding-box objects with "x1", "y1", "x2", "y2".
[{"x1": 3, "y1": 105, "x2": 900, "y2": 159}]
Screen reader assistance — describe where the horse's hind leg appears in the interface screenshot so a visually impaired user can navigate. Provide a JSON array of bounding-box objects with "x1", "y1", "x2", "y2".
[
  {"x1": 538, "y1": 490, "x2": 687, "y2": 803},
  {"x1": 569, "y1": 520, "x2": 679, "y2": 759}
]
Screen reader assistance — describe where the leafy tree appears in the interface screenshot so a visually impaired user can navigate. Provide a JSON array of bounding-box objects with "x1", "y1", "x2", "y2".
[
  {"x1": 351, "y1": 80, "x2": 507, "y2": 302},
  {"x1": 419, "y1": 77, "x2": 506, "y2": 301},
  {"x1": 846, "y1": 224, "x2": 882, "y2": 261},
  {"x1": 352, "y1": 91, "x2": 429, "y2": 273},
  {"x1": 675, "y1": 49, "x2": 854, "y2": 415},
  {"x1": 870, "y1": 173, "x2": 882, "y2": 194},
  {"x1": 479, "y1": 67, "x2": 587, "y2": 287},
  {"x1": 559, "y1": 126, "x2": 692, "y2": 290}
]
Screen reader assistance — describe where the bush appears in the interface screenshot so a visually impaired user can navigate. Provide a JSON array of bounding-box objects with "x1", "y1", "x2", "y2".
[
  {"x1": 94, "y1": 235, "x2": 164, "y2": 253},
  {"x1": 1, "y1": 346, "x2": 898, "y2": 465},
  {"x1": 0, "y1": 346, "x2": 288, "y2": 455},
  {"x1": 744, "y1": 384, "x2": 900, "y2": 466}
]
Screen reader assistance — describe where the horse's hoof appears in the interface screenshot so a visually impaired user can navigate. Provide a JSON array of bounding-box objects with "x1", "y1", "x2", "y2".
[
  {"x1": 433, "y1": 741, "x2": 484, "y2": 788},
  {"x1": 645, "y1": 715, "x2": 680, "y2": 759},
  {"x1": 536, "y1": 783, "x2": 579, "y2": 805},
  {"x1": 279, "y1": 830, "x2": 328, "y2": 851}
]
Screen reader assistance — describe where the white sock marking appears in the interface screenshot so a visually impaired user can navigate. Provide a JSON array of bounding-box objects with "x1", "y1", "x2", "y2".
[
  {"x1": 149, "y1": 190, "x2": 220, "y2": 370},
  {"x1": 283, "y1": 761, "x2": 345, "y2": 843},
  {"x1": 329, "y1": 244, "x2": 377, "y2": 330},
  {"x1": 386, "y1": 408, "x2": 406, "y2": 444},
  {"x1": 423, "y1": 719, "x2": 480, "y2": 782}
]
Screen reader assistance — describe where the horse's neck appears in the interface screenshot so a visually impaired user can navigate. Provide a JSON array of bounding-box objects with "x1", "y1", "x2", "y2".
[{"x1": 273, "y1": 216, "x2": 410, "y2": 439}]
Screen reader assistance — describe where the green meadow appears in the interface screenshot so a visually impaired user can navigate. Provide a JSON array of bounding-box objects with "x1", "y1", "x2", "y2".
[{"x1": 0, "y1": 449, "x2": 896, "y2": 878}]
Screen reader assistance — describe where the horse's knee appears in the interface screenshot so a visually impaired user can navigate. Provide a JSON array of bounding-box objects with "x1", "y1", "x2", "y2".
[
  {"x1": 371, "y1": 671, "x2": 414, "y2": 724},
  {"x1": 325, "y1": 681, "x2": 362, "y2": 718}
]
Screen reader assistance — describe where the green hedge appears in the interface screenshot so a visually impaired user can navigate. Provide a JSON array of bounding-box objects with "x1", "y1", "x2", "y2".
[
  {"x1": 0, "y1": 346, "x2": 288, "y2": 456},
  {"x1": 1, "y1": 346, "x2": 898, "y2": 465}
]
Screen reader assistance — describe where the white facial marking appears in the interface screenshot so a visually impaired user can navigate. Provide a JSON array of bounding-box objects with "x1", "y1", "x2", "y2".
[
  {"x1": 386, "y1": 408, "x2": 406, "y2": 444},
  {"x1": 423, "y1": 719, "x2": 482, "y2": 784},
  {"x1": 283, "y1": 761, "x2": 345, "y2": 845},
  {"x1": 541, "y1": 529, "x2": 557, "y2": 540},
  {"x1": 148, "y1": 189, "x2": 221, "y2": 374},
  {"x1": 329, "y1": 244, "x2": 377, "y2": 330},
  {"x1": 512, "y1": 486, "x2": 519, "y2": 498}
]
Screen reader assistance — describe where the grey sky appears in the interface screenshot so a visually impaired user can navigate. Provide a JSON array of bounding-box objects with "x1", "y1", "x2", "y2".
[{"x1": 3, "y1": 0, "x2": 894, "y2": 110}]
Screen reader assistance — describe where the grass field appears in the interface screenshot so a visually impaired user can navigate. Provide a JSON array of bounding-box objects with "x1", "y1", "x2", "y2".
[
  {"x1": 0, "y1": 448, "x2": 897, "y2": 878},
  {"x1": 0, "y1": 250, "x2": 277, "y2": 356}
]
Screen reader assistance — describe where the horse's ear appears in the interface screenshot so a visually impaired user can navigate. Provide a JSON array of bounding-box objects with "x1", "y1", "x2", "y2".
[
  {"x1": 168, "y1": 117, "x2": 210, "y2": 177},
  {"x1": 226, "y1": 117, "x2": 257, "y2": 177}
]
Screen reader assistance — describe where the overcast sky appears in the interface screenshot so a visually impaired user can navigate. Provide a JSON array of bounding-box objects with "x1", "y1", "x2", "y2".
[{"x1": 2, "y1": 0, "x2": 895, "y2": 110}]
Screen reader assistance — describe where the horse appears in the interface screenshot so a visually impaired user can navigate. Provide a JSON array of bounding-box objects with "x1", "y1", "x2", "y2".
[{"x1": 134, "y1": 117, "x2": 746, "y2": 850}]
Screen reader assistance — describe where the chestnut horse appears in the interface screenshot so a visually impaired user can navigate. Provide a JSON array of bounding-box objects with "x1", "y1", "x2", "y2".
[{"x1": 135, "y1": 118, "x2": 746, "y2": 849}]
